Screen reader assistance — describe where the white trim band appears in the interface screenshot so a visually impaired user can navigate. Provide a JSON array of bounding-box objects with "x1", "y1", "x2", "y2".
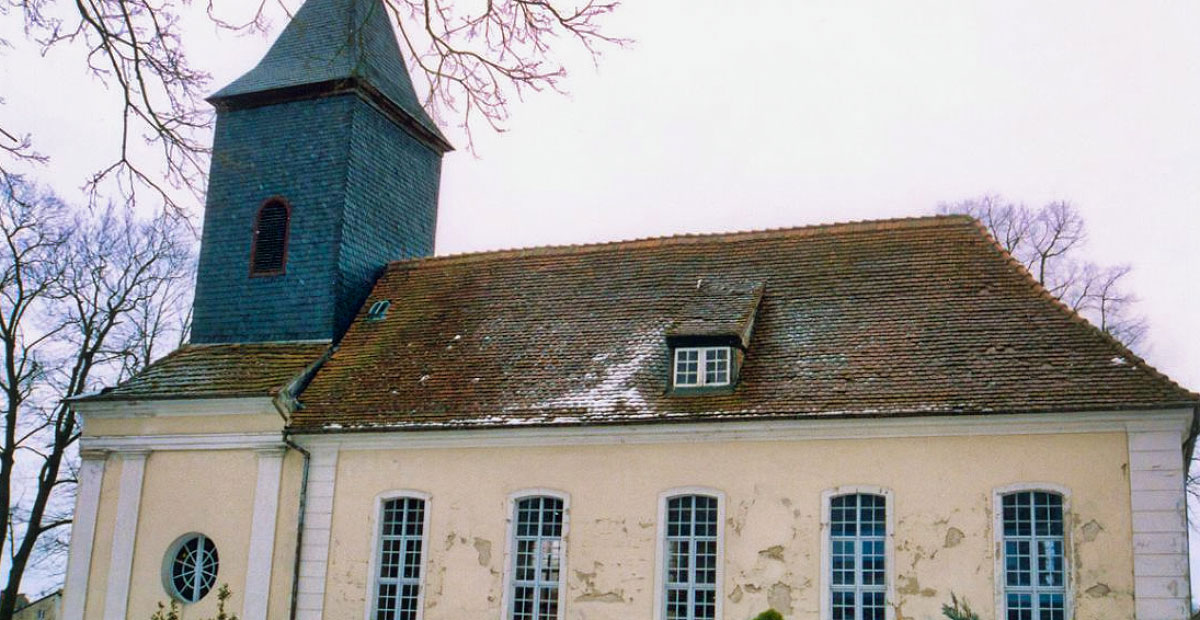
[
  {"x1": 292, "y1": 409, "x2": 1193, "y2": 452},
  {"x1": 61, "y1": 450, "x2": 108, "y2": 620},
  {"x1": 295, "y1": 446, "x2": 339, "y2": 620},
  {"x1": 82, "y1": 432, "x2": 284, "y2": 452},
  {"x1": 103, "y1": 450, "x2": 148, "y2": 620},
  {"x1": 244, "y1": 448, "x2": 286, "y2": 620},
  {"x1": 72, "y1": 396, "x2": 278, "y2": 418},
  {"x1": 1127, "y1": 429, "x2": 1191, "y2": 619}
]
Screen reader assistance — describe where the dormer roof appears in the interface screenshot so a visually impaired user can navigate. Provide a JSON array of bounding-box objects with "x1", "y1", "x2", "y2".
[{"x1": 666, "y1": 281, "x2": 764, "y2": 348}]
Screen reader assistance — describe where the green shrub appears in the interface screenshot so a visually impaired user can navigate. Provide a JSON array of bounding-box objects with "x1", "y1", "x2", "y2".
[
  {"x1": 753, "y1": 610, "x2": 784, "y2": 620},
  {"x1": 942, "y1": 592, "x2": 979, "y2": 620}
]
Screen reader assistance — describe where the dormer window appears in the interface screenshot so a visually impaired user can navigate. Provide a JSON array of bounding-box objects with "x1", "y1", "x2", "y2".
[
  {"x1": 674, "y1": 346, "x2": 731, "y2": 387},
  {"x1": 250, "y1": 198, "x2": 291, "y2": 276}
]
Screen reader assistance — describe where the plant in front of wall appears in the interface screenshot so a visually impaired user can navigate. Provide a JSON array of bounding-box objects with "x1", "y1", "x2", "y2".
[
  {"x1": 150, "y1": 584, "x2": 240, "y2": 620},
  {"x1": 941, "y1": 592, "x2": 980, "y2": 620},
  {"x1": 752, "y1": 610, "x2": 784, "y2": 620}
]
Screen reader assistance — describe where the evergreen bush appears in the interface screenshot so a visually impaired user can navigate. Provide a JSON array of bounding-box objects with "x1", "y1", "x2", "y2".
[{"x1": 941, "y1": 592, "x2": 980, "y2": 620}]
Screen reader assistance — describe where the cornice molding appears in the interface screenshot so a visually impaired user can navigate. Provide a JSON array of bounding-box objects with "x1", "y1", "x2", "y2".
[
  {"x1": 74, "y1": 409, "x2": 1193, "y2": 455},
  {"x1": 71, "y1": 396, "x2": 279, "y2": 419},
  {"x1": 290, "y1": 409, "x2": 1194, "y2": 452},
  {"x1": 81, "y1": 432, "x2": 284, "y2": 452}
]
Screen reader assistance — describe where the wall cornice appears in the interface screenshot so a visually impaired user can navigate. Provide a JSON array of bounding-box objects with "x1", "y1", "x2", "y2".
[
  {"x1": 289, "y1": 408, "x2": 1194, "y2": 452},
  {"x1": 81, "y1": 432, "x2": 284, "y2": 452},
  {"x1": 71, "y1": 396, "x2": 278, "y2": 418}
]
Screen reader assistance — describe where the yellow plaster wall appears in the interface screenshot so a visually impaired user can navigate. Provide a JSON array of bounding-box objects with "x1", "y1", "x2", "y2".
[
  {"x1": 323, "y1": 432, "x2": 1134, "y2": 620},
  {"x1": 81, "y1": 413, "x2": 284, "y2": 437},
  {"x1": 81, "y1": 449, "x2": 303, "y2": 620}
]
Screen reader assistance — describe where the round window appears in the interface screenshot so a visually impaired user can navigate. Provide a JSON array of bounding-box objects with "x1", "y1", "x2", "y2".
[{"x1": 164, "y1": 533, "x2": 219, "y2": 602}]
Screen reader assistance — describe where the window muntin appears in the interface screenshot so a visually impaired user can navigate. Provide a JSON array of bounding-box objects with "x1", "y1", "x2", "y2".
[
  {"x1": 828, "y1": 494, "x2": 887, "y2": 620},
  {"x1": 673, "y1": 347, "x2": 731, "y2": 387},
  {"x1": 372, "y1": 496, "x2": 427, "y2": 620},
  {"x1": 250, "y1": 199, "x2": 290, "y2": 276},
  {"x1": 167, "y1": 533, "x2": 219, "y2": 603},
  {"x1": 1001, "y1": 491, "x2": 1066, "y2": 620},
  {"x1": 663, "y1": 495, "x2": 719, "y2": 620},
  {"x1": 509, "y1": 496, "x2": 565, "y2": 620}
]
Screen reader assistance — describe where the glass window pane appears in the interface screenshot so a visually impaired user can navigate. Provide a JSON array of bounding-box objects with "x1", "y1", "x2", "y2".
[
  {"x1": 375, "y1": 498, "x2": 425, "y2": 620},
  {"x1": 664, "y1": 494, "x2": 720, "y2": 620},
  {"x1": 511, "y1": 496, "x2": 565, "y2": 620},
  {"x1": 1001, "y1": 491, "x2": 1066, "y2": 620},
  {"x1": 828, "y1": 494, "x2": 887, "y2": 618}
]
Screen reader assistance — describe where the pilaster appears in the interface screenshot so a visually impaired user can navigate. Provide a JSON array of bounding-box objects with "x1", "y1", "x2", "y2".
[
  {"x1": 294, "y1": 446, "x2": 339, "y2": 619},
  {"x1": 61, "y1": 449, "x2": 108, "y2": 620},
  {"x1": 244, "y1": 447, "x2": 286, "y2": 620},
  {"x1": 1127, "y1": 424, "x2": 1191, "y2": 619},
  {"x1": 102, "y1": 449, "x2": 149, "y2": 620}
]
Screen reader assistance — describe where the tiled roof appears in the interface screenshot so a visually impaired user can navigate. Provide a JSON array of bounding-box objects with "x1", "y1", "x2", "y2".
[
  {"x1": 209, "y1": 0, "x2": 447, "y2": 147},
  {"x1": 81, "y1": 342, "x2": 331, "y2": 401},
  {"x1": 293, "y1": 215, "x2": 1197, "y2": 432}
]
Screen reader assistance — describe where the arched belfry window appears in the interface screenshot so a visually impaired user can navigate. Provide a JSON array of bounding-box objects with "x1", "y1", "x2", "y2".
[{"x1": 250, "y1": 198, "x2": 291, "y2": 276}]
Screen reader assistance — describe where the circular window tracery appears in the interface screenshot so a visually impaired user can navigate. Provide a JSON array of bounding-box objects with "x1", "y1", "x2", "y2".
[{"x1": 165, "y1": 533, "x2": 219, "y2": 603}]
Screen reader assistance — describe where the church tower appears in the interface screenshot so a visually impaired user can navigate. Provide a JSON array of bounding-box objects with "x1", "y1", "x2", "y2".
[{"x1": 191, "y1": 0, "x2": 452, "y2": 344}]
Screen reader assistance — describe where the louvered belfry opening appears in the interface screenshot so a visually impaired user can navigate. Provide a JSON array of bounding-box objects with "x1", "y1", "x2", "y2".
[{"x1": 251, "y1": 199, "x2": 291, "y2": 276}]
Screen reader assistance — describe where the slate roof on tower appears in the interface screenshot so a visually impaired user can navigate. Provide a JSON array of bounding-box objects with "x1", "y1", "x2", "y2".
[
  {"x1": 291, "y1": 215, "x2": 1198, "y2": 432},
  {"x1": 210, "y1": 0, "x2": 448, "y2": 149}
]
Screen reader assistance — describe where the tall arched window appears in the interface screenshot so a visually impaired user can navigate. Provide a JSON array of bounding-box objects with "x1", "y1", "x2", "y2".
[
  {"x1": 655, "y1": 488, "x2": 725, "y2": 620},
  {"x1": 820, "y1": 486, "x2": 894, "y2": 620},
  {"x1": 505, "y1": 493, "x2": 567, "y2": 620},
  {"x1": 369, "y1": 491, "x2": 430, "y2": 620},
  {"x1": 996, "y1": 488, "x2": 1068, "y2": 620},
  {"x1": 250, "y1": 198, "x2": 291, "y2": 276}
]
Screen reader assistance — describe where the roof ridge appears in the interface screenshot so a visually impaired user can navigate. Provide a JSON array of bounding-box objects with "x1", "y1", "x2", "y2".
[
  {"x1": 966, "y1": 219, "x2": 1199, "y2": 401},
  {"x1": 393, "y1": 214, "x2": 976, "y2": 270},
  {"x1": 182, "y1": 340, "x2": 333, "y2": 348}
]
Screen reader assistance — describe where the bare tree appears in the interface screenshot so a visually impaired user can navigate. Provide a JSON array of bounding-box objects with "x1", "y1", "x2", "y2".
[
  {"x1": 0, "y1": 175, "x2": 193, "y2": 616},
  {"x1": 1, "y1": 0, "x2": 626, "y2": 214},
  {"x1": 938, "y1": 195, "x2": 1147, "y2": 351}
]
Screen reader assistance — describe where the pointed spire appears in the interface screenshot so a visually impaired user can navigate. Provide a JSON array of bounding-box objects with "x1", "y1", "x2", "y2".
[{"x1": 211, "y1": 0, "x2": 449, "y2": 150}]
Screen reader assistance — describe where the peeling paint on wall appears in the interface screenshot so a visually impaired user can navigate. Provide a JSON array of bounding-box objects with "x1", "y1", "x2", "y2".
[
  {"x1": 1081, "y1": 519, "x2": 1104, "y2": 542},
  {"x1": 308, "y1": 433, "x2": 1139, "y2": 620},
  {"x1": 473, "y1": 537, "x2": 492, "y2": 566},
  {"x1": 767, "y1": 582, "x2": 794, "y2": 615}
]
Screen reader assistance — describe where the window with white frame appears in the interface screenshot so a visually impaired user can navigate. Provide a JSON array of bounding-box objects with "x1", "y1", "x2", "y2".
[
  {"x1": 509, "y1": 496, "x2": 565, "y2": 620},
  {"x1": 828, "y1": 493, "x2": 887, "y2": 620},
  {"x1": 165, "y1": 533, "x2": 219, "y2": 603},
  {"x1": 1000, "y1": 491, "x2": 1066, "y2": 620},
  {"x1": 372, "y1": 496, "x2": 427, "y2": 620},
  {"x1": 663, "y1": 494, "x2": 720, "y2": 620},
  {"x1": 673, "y1": 347, "x2": 731, "y2": 387}
]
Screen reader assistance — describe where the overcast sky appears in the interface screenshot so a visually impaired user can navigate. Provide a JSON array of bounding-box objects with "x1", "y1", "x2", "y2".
[{"x1": 3, "y1": 0, "x2": 1200, "y2": 601}]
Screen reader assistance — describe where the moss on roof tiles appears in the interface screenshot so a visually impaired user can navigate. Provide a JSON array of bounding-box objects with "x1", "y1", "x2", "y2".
[
  {"x1": 84, "y1": 342, "x2": 331, "y2": 401},
  {"x1": 292, "y1": 215, "x2": 1198, "y2": 432}
]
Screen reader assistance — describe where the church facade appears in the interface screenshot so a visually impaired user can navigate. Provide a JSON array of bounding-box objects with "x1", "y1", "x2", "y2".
[{"x1": 61, "y1": 1, "x2": 1197, "y2": 619}]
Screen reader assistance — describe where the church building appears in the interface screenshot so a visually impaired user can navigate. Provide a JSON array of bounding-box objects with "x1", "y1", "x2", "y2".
[{"x1": 61, "y1": 0, "x2": 1197, "y2": 618}]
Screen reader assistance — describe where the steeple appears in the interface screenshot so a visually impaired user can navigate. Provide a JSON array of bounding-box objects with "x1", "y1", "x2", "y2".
[
  {"x1": 209, "y1": 0, "x2": 450, "y2": 152},
  {"x1": 191, "y1": 0, "x2": 449, "y2": 344}
]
